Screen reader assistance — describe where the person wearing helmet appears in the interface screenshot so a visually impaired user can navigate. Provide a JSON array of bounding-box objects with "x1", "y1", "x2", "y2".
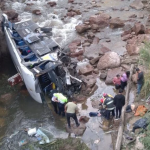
[{"x1": 103, "y1": 94, "x2": 115, "y2": 120}]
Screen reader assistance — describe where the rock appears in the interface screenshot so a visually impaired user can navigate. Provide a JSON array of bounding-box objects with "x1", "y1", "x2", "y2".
[
  {"x1": 32, "y1": 9, "x2": 41, "y2": 15},
  {"x1": 100, "y1": 46, "x2": 111, "y2": 53},
  {"x1": 68, "y1": 39, "x2": 81, "y2": 52},
  {"x1": 68, "y1": 0, "x2": 74, "y2": 3},
  {"x1": 91, "y1": 100, "x2": 100, "y2": 109},
  {"x1": 138, "y1": 14, "x2": 144, "y2": 19},
  {"x1": 126, "y1": 44, "x2": 140, "y2": 55},
  {"x1": 79, "y1": 116, "x2": 89, "y2": 123},
  {"x1": 47, "y1": 1, "x2": 57, "y2": 7},
  {"x1": 75, "y1": 24, "x2": 90, "y2": 33},
  {"x1": 124, "y1": 6, "x2": 129, "y2": 11},
  {"x1": 100, "y1": 72, "x2": 107, "y2": 79},
  {"x1": 77, "y1": 61, "x2": 94, "y2": 75},
  {"x1": 82, "y1": 42, "x2": 91, "y2": 47},
  {"x1": 129, "y1": 14, "x2": 137, "y2": 18},
  {"x1": 92, "y1": 37, "x2": 99, "y2": 44},
  {"x1": 76, "y1": 95, "x2": 87, "y2": 102},
  {"x1": 122, "y1": 34, "x2": 133, "y2": 41},
  {"x1": 121, "y1": 24, "x2": 133, "y2": 37},
  {"x1": 130, "y1": 0, "x2": 144, "y2": 10},
  {"x1": 87, "y1": 32, "x2": 95, "y2": 39},
  {"x1": 0, "y1": 93, "x2": 12, "y2": 104},
  {"x1": 121, "y1": 64, "x2": 131, "y2": 71},
  {"x1": 105, "y1": 67, "x2": 123, "y2": 84},
  {"x1": 89, "y1": 13, "x2": 110, "y2": 28},
  {"x1": 91, "y1": 24, "x2": 100, "y2": 30},
  {"x1": 73, "y1": 123, "x2": 86, "y2": 136},
  {"x1": 90, "y1": 56, "x2": 100, "y2": 65},
  {"x1": 5, "y1": 10, "x2": 18, "y2": 21},
  {"x1": 109, "y1": 18, "x2": 125, "y2": 29},
  {"x1": 93, "y1": 68, "x2": 99, "y2": 74},
  {"x1": 70, "y1": 50, "x2": 84, "y2": 57},
  {"x1": 81, "y1": 75, "x2": 96, "y2": 88},
  {"x1": 135, "y1": 135, "x2": 144, "y2": 150},
  {"x1": 132, "y1": 22, "x2": 145, "y2": 35},
  {"x1": 84, "y1": 44, "x2": 103, "y2": 59},
  {"x1": 97, "y1": 52, "x2": 120, "y2": 70},
  {"x1": 132, "y1": 73, "x2": 137, "y2": 83},
  {"x1": 121, "y1": 56, "x2": 139, "y2": 64},
  {"x1": 67, "y1": 11, "x2": 77, "y2": 17}
]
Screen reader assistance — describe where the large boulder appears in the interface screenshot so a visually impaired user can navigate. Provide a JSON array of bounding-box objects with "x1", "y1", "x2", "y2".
[
  {"x1": 97, "y1": 52, "x2": 120, "y2": 70},
  {"x1": 89, "y1": 13, "x2": 110, "y2": 28},
  {"x1": 75, "y1": 24, "x2": 90, "y2": 33},
  {"x1": 130, "y1": 0, "x2": 144, "y2": 10},
  {"x1": 109, "y1": 18, "x2": 125, "y2": 29},
  {"x1": 132, "y1": 22, "x2": 145, "y2": 35},
  {"x1": 105, "y1": 67, "x2": 124, "y2": 84},
  {"x1": 126, "y1": 44, "x2": 140, "y2": 55}
]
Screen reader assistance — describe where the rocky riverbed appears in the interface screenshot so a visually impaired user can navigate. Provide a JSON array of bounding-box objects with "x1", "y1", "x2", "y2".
[{"x1": 0, "y1": 0, "x2": 150, "y2": 149}]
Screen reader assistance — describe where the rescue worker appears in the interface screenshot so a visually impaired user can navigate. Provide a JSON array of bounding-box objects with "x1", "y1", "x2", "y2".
[
  {"x1": 103, "y1": 94, "x2": 115, "y2": 120},
  {"x1": 65, "y1": 98, "x2": 80, "y2": 129},
  {"x1": 53, "y1": 93, "x2": 68, "y2": 116}
]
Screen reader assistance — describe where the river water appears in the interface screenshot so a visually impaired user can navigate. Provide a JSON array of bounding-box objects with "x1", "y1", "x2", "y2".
[{"x1": 0, "y1": 0, "x2": 147, "y2": 149}]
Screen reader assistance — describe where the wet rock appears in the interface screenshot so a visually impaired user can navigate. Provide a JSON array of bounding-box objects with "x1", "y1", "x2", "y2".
[
  {"x1": 76, "y1": 95, "x2": 87, "y2": 102},
  {"x1": 91, "y1": 24, "x2": 100, "y2": 30},
  {"x1": 91, "y1": 100, "x2": 100, "y2": 109},
  {"x1": 47, "y1": 1, "x2": 57, "y2": 7},
  {"x1": 105, "y1": 67, "x2": 123, "y2": 84},
  {"x1": 109, "y1": 18, "x2": 125, "y2": 29},
  {"x1": 75, "y1": 24, "x2": 90, "y2": 33},
  {"x1": 73, "y1": 123, "x2": 86, "y2": 136},
  {"x1": 92, "y1": 37, "x2": 99, "y2": 44},
  {"x1": 68, "y1": 0, "x2": 74, "y2": 3},
  {"x1": 93, "y1": 68, "x2": 99, "y2": 74},
  {"x1": 132, "y1": 22, "x2": 145, "y2": 35},
  {"x1": 84, "y1": 44, "x2": 104, "y2": 59},
  {"x1": 100, "y1": 72, "x2": 107, "y2": 79},
  {"x1": 32, "y1": 9, "x2": 41, "y2": 15},
  {"x1": 77, "y1": 61, "x2": 94, "y2": 75},
  {"x1": 121, "y1": 24, "x2": 133, "y2": 37},
  {"x1": 79, "y1": 116, "x2": 89, "y2": 123},
  {"x1": 89, "y1": 13, "x2": 110, "y2": 28},
  {"x1": 68, "y1": 39, "x2": 81, "y2": 52},
  {"x1": 90, "y1": 56, "x2": 100, "y2": 65},
  {"x1": 70, "y1": 50, "x2": 84, "y2": 57},
  {"x1": 67, "y1": 11, "x2": 77, "y2": 17},
  {"x1": 132, "y1": 73, "x2": 137, "y2": 83},
  {"x1": 82, "y1": 42, "x2": 91, "y2": 47},
  {"x1": 1, "y1": 93, "x2": 12, "y2": 102},
  {"x1": 100, "y1": 46, "x2": 111, "y2": 53},
  {"x1": 122, "y1": 34, "x2": 133, "y2": 41},
  {"x1": 129, "y1": 14, "x2": 137, "y2": 18},
  {"x1": 130, "y1": 0, "x2": 144, "y2": 10},
  {"x1": 97, "y1": 52, "x2": 120, "y2": 70}
]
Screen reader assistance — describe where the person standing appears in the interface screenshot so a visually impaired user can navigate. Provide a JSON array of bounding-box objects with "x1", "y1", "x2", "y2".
[
  {"x1": 103, "y1": 95, "x2": 115, "y2": 120},
  {"x1": 136, "y1": 68, "x2": 144, "y2": 95},
  {"x1": 121, "y1": 71, "x2": 130, "y2": 90},
  {"x1": 53, "y1": 93, "x2": 68, "y2": 116},
  {"x1": 113, "y1": 74, "x2": 121, "y2": 89},
  {"x1": 114, "y1": 89, "x2": 125, "y2": 119},
  {"x1": 65, "y1": 99, "x2": 80, "y2": 129}
]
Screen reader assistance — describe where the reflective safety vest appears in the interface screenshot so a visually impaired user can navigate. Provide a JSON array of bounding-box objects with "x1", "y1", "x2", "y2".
[
  {"x1": 53, "y1": 93, "x2": 68, "y2": 103},
  {"x1": 103, "y1": 97, "x2": 115, "y2": 110}
]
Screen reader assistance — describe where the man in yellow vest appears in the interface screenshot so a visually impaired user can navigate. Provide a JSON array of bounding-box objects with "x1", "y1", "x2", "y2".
[{"x1": 53, "y1": 93, "x2": 68, "y2": 116}]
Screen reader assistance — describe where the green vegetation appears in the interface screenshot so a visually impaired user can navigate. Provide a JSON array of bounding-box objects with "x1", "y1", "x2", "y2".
[{"x1": 139, "y1": 42, "x2": 150, "y2": 97}]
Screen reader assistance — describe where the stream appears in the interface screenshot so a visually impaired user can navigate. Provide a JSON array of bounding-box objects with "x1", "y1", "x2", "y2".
[{"x1": 0, "y1": 0, "x2": 148, "y2": 149}]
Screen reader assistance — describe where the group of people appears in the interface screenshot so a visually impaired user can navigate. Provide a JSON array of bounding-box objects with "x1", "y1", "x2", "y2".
[
  {"x1": 100, "y1": 89, "x2": 125, "y2": 120},
  {"x1": 51, "y1": 93, "x2": 80, "y2": 129},
  {"x1": 113, "y1": 68, "x2": 144, "y2": 95}
]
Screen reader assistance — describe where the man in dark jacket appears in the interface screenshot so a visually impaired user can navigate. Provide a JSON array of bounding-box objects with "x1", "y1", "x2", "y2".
[
  {"x1": 114, "y1": 89, "x2": 125, "y2": 119},
  {"x1": 103, "y1": 94, "x2": 115, "y2": 120}
]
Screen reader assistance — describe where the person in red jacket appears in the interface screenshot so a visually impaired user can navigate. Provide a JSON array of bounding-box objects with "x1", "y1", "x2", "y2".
[{"x1": 113, "y1": 74, "x2": 121, "y2": 89}]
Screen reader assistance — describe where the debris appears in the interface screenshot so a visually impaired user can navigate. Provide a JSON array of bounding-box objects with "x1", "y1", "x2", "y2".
[
  {"x1": 9, "y1": 131, "x2": 19, "y2": 138},
  {"x1": 27, "y1": 128, "x2": 36, "y2": 136},
  {"x1": 94, "y1": 139, "x2": 100, "y2": 144},
  {"x1": 18, "y1": 139, "x2": 28, "y2": 146}
]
